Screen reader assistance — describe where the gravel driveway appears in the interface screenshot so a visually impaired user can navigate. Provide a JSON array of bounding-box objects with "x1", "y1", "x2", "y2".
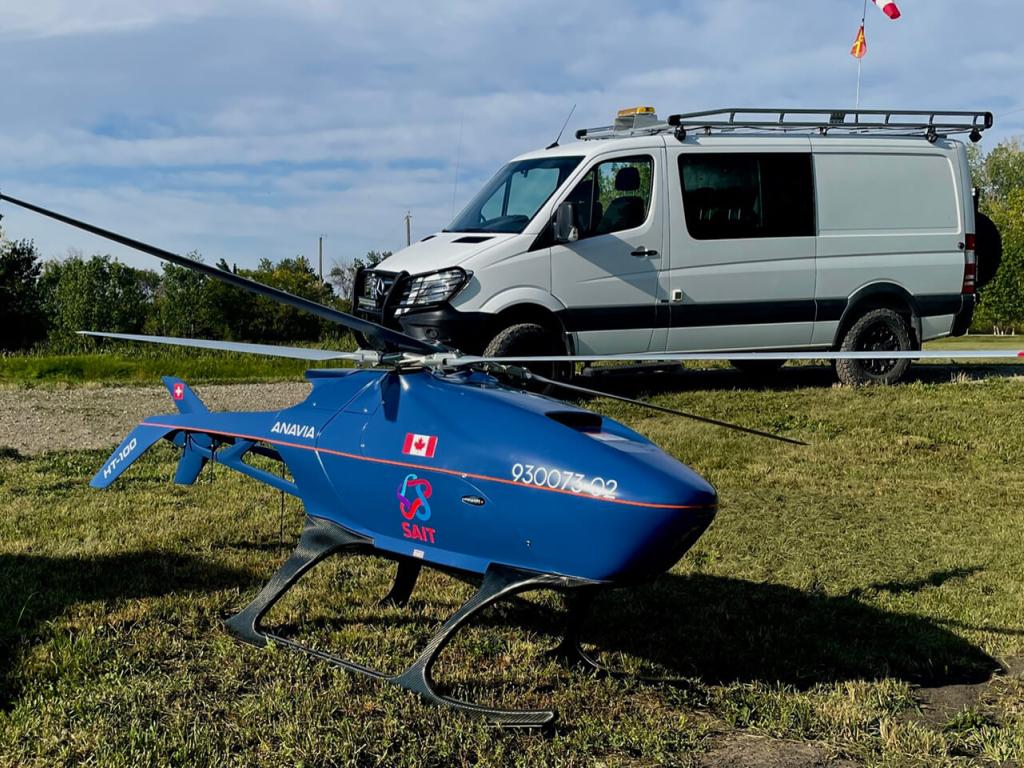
[{"x1": 0, "y1": 382, "x2": 311, "y2": 455}]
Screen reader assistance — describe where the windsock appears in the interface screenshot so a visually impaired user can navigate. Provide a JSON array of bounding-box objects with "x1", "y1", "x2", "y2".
[{"x1": 871, "y1": 0, "x2": 901, "y2": 20}]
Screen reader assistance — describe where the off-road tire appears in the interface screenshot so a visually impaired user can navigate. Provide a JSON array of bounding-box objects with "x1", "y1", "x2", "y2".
[
  {"x1": 730, "y1": 359, "x2": 786, "y2": 377},
  {"x1": 483, "y1": 323, "x2": 569, "y2": 391},
  {"x1": 835, "y1": 308, "x2": 913, "y2": 386}
]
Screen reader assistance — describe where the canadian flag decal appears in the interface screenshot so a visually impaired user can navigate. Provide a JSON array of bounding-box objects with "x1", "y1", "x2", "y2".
[{"x1": 403, "y1": 432, "x2": 438, "y2": 458}]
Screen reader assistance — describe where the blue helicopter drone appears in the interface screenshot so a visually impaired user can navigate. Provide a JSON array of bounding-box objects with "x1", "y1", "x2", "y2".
[{"x1": 3, "y1": 193, "x2": 1021, "y2": 728}]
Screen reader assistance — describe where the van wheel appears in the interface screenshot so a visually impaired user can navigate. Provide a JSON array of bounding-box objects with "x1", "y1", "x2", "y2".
[
  {"x1": 730, "y1": 359, "x2": 786, "y2": 377},
  {"x1": 483, "y1": 323, "x2": 569, "y2": 390},
  {"x1": 835, "y1": 308, "x2": 913, "y2": 386}
]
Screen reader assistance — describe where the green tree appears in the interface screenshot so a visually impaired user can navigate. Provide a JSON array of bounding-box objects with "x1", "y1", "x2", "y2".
[
  {"x1": 199, "y1": 255, "x2": 334, "y2": 343},
  {"x1": 970, "y1": 138, "x2": 1024, "y2": 332},
  {"x1": 0, "y1": 239, "x2": 46, "y2": 350},
  {"x1": 41, "y1": 253, "x2": 160, "y2": 350},
  {"x1": 148, "y1": 254, "x2": 222, "y2": 338}
]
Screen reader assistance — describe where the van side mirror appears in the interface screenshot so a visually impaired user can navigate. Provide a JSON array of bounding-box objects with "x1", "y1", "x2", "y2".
[{"x1": 553, "y1": 201, "x2": 578, "y2": 243}]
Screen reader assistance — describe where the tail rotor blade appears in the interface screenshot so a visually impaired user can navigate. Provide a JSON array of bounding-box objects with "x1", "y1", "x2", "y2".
[{"x1": 524, "y1": 372, "x2": 806, "y2": 446}]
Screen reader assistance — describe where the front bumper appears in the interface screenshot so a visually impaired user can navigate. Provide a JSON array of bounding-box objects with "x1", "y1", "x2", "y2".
[
  {"x1": 394, "y1": 304, "x2": 493, "y2": 352},
  {"x1": 352, "y1": 268, "x2": 492, "y2": 352}
]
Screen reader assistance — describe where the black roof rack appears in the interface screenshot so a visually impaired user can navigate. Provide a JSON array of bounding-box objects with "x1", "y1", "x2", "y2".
[
  {"x1": 669, "y1": 108, "x2": 993, "y2": 143},
  {"x1": 576, "y1": 108, "x2": 993, "y2": 143}
]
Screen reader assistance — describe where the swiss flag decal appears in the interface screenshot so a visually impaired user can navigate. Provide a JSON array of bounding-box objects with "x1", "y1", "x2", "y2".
[
  {"x1": 172, "y1": 383, "x2": 185, "y2": 401},
  {"x1": 403, "y1": 432, "x2": 438, "y2": 458}
]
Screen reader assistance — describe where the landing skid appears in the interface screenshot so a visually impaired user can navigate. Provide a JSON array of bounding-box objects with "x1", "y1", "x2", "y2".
[{"x1": 225, "y1": 515, "x2": 596, "y2": 727}]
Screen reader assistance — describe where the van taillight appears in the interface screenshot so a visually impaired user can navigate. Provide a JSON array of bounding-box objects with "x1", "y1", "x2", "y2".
[{"x1": 962, "y1": 233, "x2": 977, "y2": 294}]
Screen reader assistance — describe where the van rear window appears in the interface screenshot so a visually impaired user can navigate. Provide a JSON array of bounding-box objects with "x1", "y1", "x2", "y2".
[
  {"x1": 814, "y1": 153, "x2": 959, "y2": 232},
  {"x1": 679, "y1": 153, "x2": 815, "y2": 240}
]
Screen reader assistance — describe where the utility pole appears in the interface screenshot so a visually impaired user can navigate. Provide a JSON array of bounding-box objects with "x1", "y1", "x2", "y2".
[
  {"x1": 404, "y1": 212, "x2": 412, "y2": 247},
  {"x1": 318, "y1": 235, "x2": 324, "y2": 282}
]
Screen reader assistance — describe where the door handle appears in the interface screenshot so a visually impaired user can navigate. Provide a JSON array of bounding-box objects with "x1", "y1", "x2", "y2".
[{"x1": 630, "y1": 247, "x2": 658, "y2": 257}]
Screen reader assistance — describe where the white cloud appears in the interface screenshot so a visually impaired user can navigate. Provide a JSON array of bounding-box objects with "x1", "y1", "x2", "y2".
[{"x1": 2, "y1": 0, "x2": 1022, "y2": 271}]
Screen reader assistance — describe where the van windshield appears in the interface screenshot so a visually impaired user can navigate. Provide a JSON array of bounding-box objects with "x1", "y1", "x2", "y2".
[{"x1": 447, "y1": 156, "x2": 583, "y2": 234}]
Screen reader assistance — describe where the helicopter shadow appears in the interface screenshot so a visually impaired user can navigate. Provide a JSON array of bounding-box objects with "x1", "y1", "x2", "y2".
[
  {"x1": 0, "y1": 551, "x2": 256, "y2": 711},
  {"x1": 576, "y1": 570, "x2": 1000, "y2": 687},
  {"x1": 579, "y1": 361, "x2": 1024, "y2": 398}
]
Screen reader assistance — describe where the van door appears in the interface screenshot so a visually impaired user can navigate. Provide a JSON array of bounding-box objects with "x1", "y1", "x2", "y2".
[
  {"x1": 810, "y1": 144, "x2": 966, "y2": 345},
  {"x1": 550, "y1": 148, "x2": 665, "y2": 355},
  {"x1": 662, "y1": 142, "x2": 817, "y2": 351}
]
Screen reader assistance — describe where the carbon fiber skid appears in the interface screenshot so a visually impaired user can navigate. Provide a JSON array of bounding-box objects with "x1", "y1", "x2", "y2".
[{"x1": 225, "y1": 515, "x2": 595, "y2": 728}]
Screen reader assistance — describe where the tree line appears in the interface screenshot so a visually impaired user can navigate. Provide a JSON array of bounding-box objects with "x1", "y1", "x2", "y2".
[
  {"x1": 969, "y1": 138, "x2": 1024, "y2": 332},
  {"x1": 0, "y1": 236, "x2": 392, "y2": 352},
  {"x1": 1, "y1": 138, "x2": 1022, "y2": 353}
]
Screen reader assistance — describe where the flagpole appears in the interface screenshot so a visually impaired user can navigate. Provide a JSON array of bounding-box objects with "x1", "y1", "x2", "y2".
[{"x1": 856, "y1": 0, "x2": 868, "y2": 107}]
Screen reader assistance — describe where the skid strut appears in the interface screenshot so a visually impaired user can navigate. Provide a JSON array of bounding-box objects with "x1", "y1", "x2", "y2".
[{"x1": 226, "y1": 515, "x2": 592, "y2": 727}]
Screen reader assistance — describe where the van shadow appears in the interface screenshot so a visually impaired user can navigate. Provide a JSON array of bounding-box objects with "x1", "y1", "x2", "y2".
[
  {"x1": 0, "y1": 551, "x2": 256, "y2": 711},
  {"x1": 579, "y1": 362, "x2": 1023, "y2": 397},
  {"x1": 568, "y1": 571, "x2": 1000, "y2": 687}
]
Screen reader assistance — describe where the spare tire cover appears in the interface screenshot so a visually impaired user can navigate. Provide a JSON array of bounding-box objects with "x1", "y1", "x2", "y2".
[{"x1": 976, "y1": 212, "x2": 1002, "y2": 288}]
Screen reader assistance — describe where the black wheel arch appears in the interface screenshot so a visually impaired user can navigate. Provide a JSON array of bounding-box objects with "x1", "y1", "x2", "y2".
[
  {"x1": 488, "y1": 303, "x2": 572, "y2": 353},
  {"x1": 832, "y1": 283, "x2": 922, "y2": 350}
]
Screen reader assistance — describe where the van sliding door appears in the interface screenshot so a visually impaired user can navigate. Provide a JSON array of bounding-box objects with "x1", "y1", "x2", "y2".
[{"x1": 662, "y1": 142, "x2": 817, "y2": 352}]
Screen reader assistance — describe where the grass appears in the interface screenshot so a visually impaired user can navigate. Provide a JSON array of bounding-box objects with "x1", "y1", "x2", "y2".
[
  {"x1": 925, "y1": 334, "x2": 1023, "y2": 349},
  {"x1": 0, "y1": 343, "x2": 354, "y2": 387},
  {"x1": 1, "y1": 334, "x2": 1019, "y2": 389},
  {"x1": 2, "y1": 369, "x2": 1024, "y2": 766}
]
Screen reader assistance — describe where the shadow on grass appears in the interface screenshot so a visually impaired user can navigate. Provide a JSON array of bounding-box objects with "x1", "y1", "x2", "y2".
[
  {"x1": 1, "y1": 550, "x2": 998, "y2": 715},
  {"x1": 580, "y1": 572, "x2": 999, "y2": 687},
  {"x1": 263, "y1": 562, "x2": 998, "y2": 693},
  {"x1": 0, "y1": 551, "x2": 256, "y2": 711}
]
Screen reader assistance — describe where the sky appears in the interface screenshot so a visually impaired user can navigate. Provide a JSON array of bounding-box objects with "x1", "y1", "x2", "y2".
[{"x1": 1, "y1": 0, "x2": 1022, "y2": 273}]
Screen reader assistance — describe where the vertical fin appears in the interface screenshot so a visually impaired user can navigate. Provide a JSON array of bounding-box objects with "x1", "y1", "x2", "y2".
[
  {"x1": 163, "y1": 376, "x2": 209, "y2": 415},
  {"x1": 161, "y1": 377, "x2": 212, "y2": 484}
]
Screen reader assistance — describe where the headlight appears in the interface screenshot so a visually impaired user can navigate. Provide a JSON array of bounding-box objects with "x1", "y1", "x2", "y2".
[{"x1": 395, "y1": 268, "x2": 470, "y2": 312}]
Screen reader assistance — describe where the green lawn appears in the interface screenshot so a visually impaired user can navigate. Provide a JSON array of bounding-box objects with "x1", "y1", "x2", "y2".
[
  {"x1": 0, "y1": 343, "x2": 355, "y2": 387},
  {"x1": 925, "y1": 334, "x2": 1023, "y2": 350},
  {"x1": 2, "y1": 373, "x2": 1024, "y2": 765},
  {"x1": 1, "y1": 335, "x2": 1020, "y2": 389}
]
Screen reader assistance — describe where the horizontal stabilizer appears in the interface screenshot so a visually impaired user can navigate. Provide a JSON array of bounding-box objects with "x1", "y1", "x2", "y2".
[{"x1": 91, "y1": 424, "x2": 173, "y2": 489}]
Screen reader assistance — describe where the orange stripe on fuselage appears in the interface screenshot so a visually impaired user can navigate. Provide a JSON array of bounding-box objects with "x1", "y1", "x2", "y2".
[{"x1": 140, "y1": 421, "x2": 715, "y2": 512}]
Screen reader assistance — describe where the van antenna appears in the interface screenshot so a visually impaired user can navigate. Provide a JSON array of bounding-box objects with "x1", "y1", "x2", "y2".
[
  {"x1": 451, "y1": 115, "x2": 464, "y2": 219},
  {"x1": 547, "y1": 103, "x2": 576, "y2": 149}
]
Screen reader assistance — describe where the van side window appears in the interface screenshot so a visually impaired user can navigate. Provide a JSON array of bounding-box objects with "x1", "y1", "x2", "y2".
[
  {"x1": 566, "y1": 155, "x2": 653, "y2": 239},
  {"x1": 679, "y1": 153, "x2": 814, "y2": 240}
]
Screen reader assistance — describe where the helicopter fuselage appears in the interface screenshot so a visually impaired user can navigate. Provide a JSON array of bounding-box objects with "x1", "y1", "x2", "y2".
[{"x1": 98, "y1": 368, "x2": 718, "y2": 584}]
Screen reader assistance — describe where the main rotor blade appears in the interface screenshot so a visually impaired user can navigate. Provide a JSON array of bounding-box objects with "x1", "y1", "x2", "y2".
[
  {"x1": 525, "y1": 371, "x2": 806, "y2": 446},
  {"x1": 0, "y1": 193, "x2": 442, "y2": 356},
  {"x1": 453, "y1": 349, "x2": 1024, "y2": 365},
  {"x1": 78, "y1": 331, "x2": 375, "y2": 362}
]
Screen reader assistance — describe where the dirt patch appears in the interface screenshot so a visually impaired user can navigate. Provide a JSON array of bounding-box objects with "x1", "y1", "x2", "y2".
[
  {"x1": 0, "y1": 382, "x2": 311, "y2": 455},
  {"x1": 907, "y1": 655, "x2": 1024, "y2": 728},
  {"x1": 696, "y1": 734, "x2": 857, "y2": 768}
]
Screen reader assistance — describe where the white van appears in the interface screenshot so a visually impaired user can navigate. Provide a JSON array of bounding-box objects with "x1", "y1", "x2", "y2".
[{"x1": 354, "y1": 107, "x2": 998, "y2": 384}]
